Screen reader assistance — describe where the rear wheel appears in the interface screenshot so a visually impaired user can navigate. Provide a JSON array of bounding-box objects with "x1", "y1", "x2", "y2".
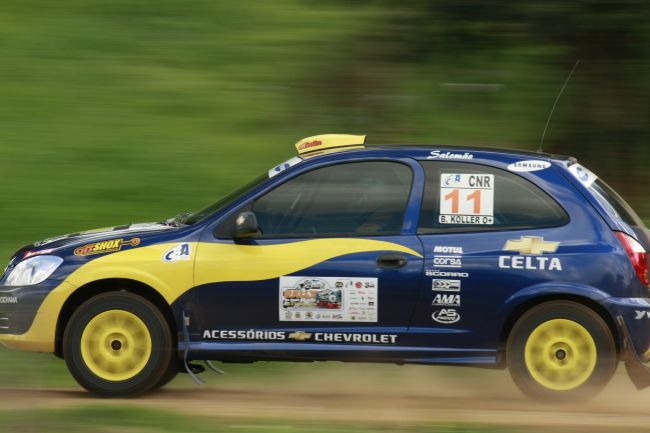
[
  {"x1": 63, "y1": 292, "x2": 174, "y2": 397},
  {"x1": 507, "y1": 301, "x2": 617, "y2": 401}
]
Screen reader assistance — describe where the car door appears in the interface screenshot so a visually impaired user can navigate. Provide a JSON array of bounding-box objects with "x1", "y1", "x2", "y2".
[
  {"x1": 410, "y1": 160, "x2": 572, "y2": 358},
  {"x1": 191, "y1": 158, "x2": 424, "y2": 356}
]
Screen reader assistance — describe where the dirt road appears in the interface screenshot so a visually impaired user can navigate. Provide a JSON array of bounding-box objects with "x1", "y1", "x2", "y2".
[{"x1": 3, "y1": 366, "x2": 650, "y2": 431}]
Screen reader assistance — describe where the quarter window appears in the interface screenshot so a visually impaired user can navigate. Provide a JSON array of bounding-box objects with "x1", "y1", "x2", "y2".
[
  {"x1": 250, "y1": 161, "x2": 413, "y2": 237},
  {"x1": 418, "y1": 162, "x2": 568, "y2": 233}
]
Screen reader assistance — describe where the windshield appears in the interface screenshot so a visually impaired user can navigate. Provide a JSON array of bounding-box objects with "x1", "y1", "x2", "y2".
[{"x1": 183, "y1": 174, "x2": 268, "y2": 225}]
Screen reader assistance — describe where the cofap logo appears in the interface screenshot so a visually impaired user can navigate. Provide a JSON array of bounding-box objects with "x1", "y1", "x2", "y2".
[{"x1": 162, "y1": 243, "x2": 192, "y2": 263}]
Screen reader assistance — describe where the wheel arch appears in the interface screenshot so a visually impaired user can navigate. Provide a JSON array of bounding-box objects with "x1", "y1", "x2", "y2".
[
  {"x1": 55, "y1": 278, "x2": 178, "y2": 358},
  {"x1": 499, "y1": 293, "x2": 621, "y2": 363}
]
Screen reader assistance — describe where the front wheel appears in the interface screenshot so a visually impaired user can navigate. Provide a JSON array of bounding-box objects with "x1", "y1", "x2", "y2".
[
  {"x1": 507, "y1": 301, "x2": 617, "y2": 401},
  {"x1": 63, "y1": 292, "x2": 174, "y2": 397}
]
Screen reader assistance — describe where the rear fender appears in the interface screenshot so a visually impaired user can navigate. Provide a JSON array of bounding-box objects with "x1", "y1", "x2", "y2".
[{"x1": 498, "y1": 282, "x2": 614, "y2": 348}]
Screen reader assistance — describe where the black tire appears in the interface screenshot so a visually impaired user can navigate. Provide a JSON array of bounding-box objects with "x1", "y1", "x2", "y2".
[
  {"x1": 506, "y1": 300, "x2": 617, "y2": 401},
  {"x1": 63, "y1": 292, "x2": 174, "y2": 397},
  {"x1": 153, "y1": 361, "x2": 180, "y2": 390}
]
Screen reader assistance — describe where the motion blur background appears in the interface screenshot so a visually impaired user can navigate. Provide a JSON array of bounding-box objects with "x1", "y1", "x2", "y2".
[{"x1": 1, "y1": 1, "x2": 649, "y2": 431}]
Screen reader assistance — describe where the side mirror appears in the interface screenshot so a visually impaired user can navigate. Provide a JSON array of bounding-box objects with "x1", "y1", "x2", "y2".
[{"x1": 232, "y1": 211, "x2": 260, "y2": 239}]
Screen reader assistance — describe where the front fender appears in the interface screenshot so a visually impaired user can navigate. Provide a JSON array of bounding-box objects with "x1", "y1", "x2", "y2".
[
  {"x1": 64, "y1": 242, "x2": 197, "y2": 304},
  {"x1": 0, "y1": 242, "x2": 196, "y2": 353}
]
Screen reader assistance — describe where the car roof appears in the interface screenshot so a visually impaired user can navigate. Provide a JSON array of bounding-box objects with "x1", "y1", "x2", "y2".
[
  {"x1": 298, "y1": 144, "x2": 572, "y2": 164},
  {"x1": 289, "y1": 134, "x2": 573, "y2": 165},
  {"x1": 369, "y1": 144, "x2": 570, "y2": 160}
]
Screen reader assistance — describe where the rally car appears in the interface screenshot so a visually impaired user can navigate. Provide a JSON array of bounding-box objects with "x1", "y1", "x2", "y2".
[{"x1": 2, "y1": 134, "x2": 650, "y2": 400}]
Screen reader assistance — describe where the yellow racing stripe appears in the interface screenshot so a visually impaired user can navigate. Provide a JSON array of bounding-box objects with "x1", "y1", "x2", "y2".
[
  {"x1": 194, "y1": 238, "x2": 422, "y2": 287},
  {"x1": 0, "y1": 238, "x2": 421, "y2": 352}
]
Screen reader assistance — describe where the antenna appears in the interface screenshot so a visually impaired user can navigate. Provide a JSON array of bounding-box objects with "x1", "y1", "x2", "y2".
[{"x1": 538, "y1": 59, "x2": 580, "y2": 153}]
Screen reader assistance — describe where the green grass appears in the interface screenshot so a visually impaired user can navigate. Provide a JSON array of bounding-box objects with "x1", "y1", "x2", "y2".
[{"x1": 0, "y1": 406, "x2": 529, "y2": 433}]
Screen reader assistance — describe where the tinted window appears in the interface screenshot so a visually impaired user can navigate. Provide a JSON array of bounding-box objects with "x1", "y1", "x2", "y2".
[
  {"x1": 250, "y1": 161, "x2": 413, "y2": 237},
  {"x1": 419, "y1": 162, "x2": 568, "y2": 233},
  {"x1": 589, "y1": 178, "x2": 644, "y2": 228}
]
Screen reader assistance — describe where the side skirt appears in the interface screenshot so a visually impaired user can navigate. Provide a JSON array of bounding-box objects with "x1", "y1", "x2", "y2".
[{"x1": 178, "y1": 341, "x2": 500, "y2": 367}]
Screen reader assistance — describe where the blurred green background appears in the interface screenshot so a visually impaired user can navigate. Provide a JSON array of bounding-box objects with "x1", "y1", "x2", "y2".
[
  {"x1": 0, "y1": 0, "x2": 649, "y2": 429},
  {"x1": 2, "y1": 0, "x2": 649, "y2": 257}
]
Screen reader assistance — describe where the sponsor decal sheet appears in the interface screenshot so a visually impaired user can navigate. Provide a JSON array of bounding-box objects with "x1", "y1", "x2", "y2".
[{"x1": 279, "y1": 276, "x2": 377, "y2": 322}]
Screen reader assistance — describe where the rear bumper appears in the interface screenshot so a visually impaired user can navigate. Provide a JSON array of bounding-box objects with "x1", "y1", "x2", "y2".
[
  {"x1": 602, "y1": 297, "x2": 650, "y2": 357},
  {"x1": 603, "y1": 297, "x2": 650, "y2": 389}
]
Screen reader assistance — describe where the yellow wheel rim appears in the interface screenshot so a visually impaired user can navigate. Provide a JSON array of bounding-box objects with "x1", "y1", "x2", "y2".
[
  {"x1": 524, "y1": 319, "x2": 597, "y2": 391},
  {"x1": 80, "y1": 310, "x2": 152, "y2": 382}
]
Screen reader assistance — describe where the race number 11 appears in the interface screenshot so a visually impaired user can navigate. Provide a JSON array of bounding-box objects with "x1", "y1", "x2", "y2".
[
  {"x1": 439, "y1": 173, "x2": 494, "y2": 225},
  {"x1": 444, "y1": 189, "x2": 482, "y2": 214}
]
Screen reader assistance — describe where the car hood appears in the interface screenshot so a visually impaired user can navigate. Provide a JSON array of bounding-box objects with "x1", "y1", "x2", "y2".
[{"x1": 16, "y1": 222, "x2": 174, "y2": 257}]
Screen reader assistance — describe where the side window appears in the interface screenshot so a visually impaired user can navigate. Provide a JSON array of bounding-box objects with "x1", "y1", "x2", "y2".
[
  {"x1": 250, "y1": 161, "x2": 413, "y2": 237},
  {"x1": 418, "y1": 161, "x2": 568, "y2": 234}
]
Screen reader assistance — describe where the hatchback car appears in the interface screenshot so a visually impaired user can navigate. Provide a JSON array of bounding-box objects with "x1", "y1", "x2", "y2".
[{"x1": 2, "y1": 134, "x2": 650, "y2": 400}]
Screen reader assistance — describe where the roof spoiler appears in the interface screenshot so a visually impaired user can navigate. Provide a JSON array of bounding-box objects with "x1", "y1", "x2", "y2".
[{"x1": 295, "y1": 134, "x2": 366, "y2": 157}]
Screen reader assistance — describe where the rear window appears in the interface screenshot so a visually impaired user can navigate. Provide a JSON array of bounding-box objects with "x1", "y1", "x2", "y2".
[
  {"x1": 566, "y1": 162, "x2": 644, "y2": 228},
  {"x1": 589, "y1": 178, "x2": 644, "y2": 228}
]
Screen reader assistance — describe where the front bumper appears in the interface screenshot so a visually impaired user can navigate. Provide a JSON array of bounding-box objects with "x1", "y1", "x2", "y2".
[
  {"x1": 0, "y1": 280, "x2": 76, "y2": 352},
  {"x1": 0, "y1": 282, "x2": 57, "y2": 334}
]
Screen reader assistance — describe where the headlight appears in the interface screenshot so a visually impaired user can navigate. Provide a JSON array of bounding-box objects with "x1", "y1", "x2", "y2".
[{"x1": 5, "y1": 256, "x2": 63, "y2": 286}]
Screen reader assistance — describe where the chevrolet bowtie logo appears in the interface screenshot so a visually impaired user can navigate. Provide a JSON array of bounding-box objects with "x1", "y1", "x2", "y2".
[
  {"x1": 288, "y1": 331, "x2": 313, "y2": 341},
  {"x1": 503, "y1": 236, "x2": 560, "y2": 255}
]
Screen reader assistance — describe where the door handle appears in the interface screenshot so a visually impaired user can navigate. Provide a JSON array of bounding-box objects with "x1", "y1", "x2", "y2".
[{"x1": 376, "y1": 253, "x2": 408, "y2": 269}]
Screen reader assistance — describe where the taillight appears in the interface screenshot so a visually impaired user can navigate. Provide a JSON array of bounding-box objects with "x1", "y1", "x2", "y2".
[{"x1": 615, "y1": 231, "x2": 649, "y2": 287}]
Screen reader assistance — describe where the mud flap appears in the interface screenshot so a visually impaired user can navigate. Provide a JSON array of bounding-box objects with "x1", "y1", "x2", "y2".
[
  {"x1": 182, "y1": 311, "x2": 205, "y2": 385},
  {"x1": 617, "y1": 315, "x2": 650, "y2": 390}
]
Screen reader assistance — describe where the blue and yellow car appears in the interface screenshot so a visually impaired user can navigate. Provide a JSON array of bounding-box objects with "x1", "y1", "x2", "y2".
[{"x1": 2, "y1": 134, "x2": 650, "y2": 399}]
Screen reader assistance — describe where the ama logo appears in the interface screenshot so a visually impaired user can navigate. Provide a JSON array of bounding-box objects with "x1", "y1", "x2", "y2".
[{"x1": 162, "y1": 243, "x2": 192, "y2": 263}]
